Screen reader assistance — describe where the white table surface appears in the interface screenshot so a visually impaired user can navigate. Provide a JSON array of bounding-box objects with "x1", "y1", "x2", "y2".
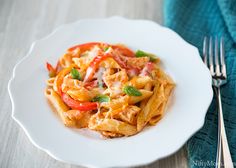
[{"x1": 0, "y1": 0, "x2": 188, "y2": 167}]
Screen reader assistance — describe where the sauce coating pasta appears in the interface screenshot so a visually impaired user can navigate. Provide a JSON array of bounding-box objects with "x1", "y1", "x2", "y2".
[{"x1": 45, "y1": 42, "x2": 174, "y2": 138}]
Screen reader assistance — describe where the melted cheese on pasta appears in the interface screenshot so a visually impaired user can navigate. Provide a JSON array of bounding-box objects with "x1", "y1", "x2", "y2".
[{"x1": 45, "y1": 42, "x2": 174, "y2": 138}]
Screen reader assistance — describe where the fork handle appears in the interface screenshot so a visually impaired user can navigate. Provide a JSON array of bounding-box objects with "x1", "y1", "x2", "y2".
[{"x1": 215, "y1": 87, "x2": 234, "y2": 168}]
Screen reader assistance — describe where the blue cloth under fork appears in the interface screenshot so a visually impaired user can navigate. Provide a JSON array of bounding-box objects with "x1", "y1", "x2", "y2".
[{"x1": 164, "y1": 0, "x2": 236, "y2": 167}]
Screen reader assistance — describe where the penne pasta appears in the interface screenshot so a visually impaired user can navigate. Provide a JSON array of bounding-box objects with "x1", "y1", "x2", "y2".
[
  {"x1": 128, "y1": 76, "x2": 153, "y2": 89},
  {"x1": 64, "y1": 110, "x2": 94, "y2": 128},
  {"x1": 101, "y1": 131, "x2": 123, "y2": 138},
  {"x1": 89, "y1": 114, "x2": 137, "y2": 136},
  {"x1": 140, "y1": 82, "x2": 153, "y2": 109},
  {"x1": 72, "y1": 57, "x2": 90, "y2": 71},
  {"x1": 126, "y1": 56, "x2": 149, "y2": 69},
  {"x1": 114, "y1": 105, "x2": 140, "y2": 125},
  {"x1": 45, "y1": 88, "x2": 75, "y2": 127},
  {"x1": 53, "y1": 65, "x2": 74, "y2": 94},
  {"x1": 128, "y1": 90, "x2": 153, "y2": 104},
  {"x1": 61, "y1": 77, "x2": 83, "y2": 93},
  {"x1": 67, "y1": 88, "x2": 94, "y2": 102},
  {"x1": 148, "y1": 114, "x2": 162, "y2": 125},
  {"x1": 99, "y1": 58, "x2": 121, "y2": 69},
  {"x1": 137, "y1": 84, "x2": 165, "y2": 131},
  {"x1": 46, "y1": 77, "x2": 55, "y2": 87},
  {"x1": 101, "y1": 96, "x2": 129, "y2": 110},
  {"x1": 103, "y1": 69, "x2": 128, "y2": 88}
]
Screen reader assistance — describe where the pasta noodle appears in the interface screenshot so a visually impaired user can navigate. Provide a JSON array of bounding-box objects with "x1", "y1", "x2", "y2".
[
  {"x1": 45, "y1": 42, "x2": 174, "y2": 138},
  {"x1": 45, "y1": 88, "x2": 75, "y2": 127}
]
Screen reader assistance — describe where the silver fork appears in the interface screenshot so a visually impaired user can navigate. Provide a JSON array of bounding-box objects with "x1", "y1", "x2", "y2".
[{"x1": 203, "y1": 37, "x2": 233, "y2": 168}]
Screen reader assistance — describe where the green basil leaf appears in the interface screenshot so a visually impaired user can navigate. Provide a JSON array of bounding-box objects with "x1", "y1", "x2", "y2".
[
  {"x1": 135, "y1": 50, "x2": 148, "y2": 57},
  {"x1": 123, "y1": 86, "x2": 142, "y2": 96},
  {"x1": 71, "y1": 68, "x2": 81, "y2": 80},
  {"x1": 104, "y1": 46, "x2": 110, "y2": 52},
  {"x1": 135, "y1": 50, "x2": 157, "y2": 62},
  {"x1": 92, "y1": 95, "x2": 110, "y2": 103}
]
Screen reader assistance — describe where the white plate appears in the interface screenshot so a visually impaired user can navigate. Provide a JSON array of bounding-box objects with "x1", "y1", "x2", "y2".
[{"x1": 8, "y1": 17, "x2": 213, "y2": 168}]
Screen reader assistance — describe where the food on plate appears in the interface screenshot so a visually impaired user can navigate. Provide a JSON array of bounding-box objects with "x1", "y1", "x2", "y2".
[{"x1": 45, "y1": 42, "x2": 174, "y2": 138}]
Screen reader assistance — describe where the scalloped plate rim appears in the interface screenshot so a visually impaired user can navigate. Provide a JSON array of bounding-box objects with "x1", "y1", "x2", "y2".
[{"x1": 8, "y1": 16, "x2": 213, "y2": 168}]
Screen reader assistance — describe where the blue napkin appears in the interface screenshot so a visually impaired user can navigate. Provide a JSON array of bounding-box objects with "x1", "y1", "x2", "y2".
[{"x1": 164, "y1": 0, "x2": 236, "y2": 167}]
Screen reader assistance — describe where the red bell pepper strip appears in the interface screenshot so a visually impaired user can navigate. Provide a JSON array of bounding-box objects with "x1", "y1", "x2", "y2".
[
  {"x1": 62, "y1": 93, "x2": 98, "y2": 111},
  {"x1": 67, "y1": 42, "x2": 108, "y2": 52},
  {"x1": 83, "y1": 53, "x2": 112, "y2": 82},
  {"x1": 90, "y1": 53, "x2": 112, "y2": 69},
  {"x1": 112, "y1": 54, "x2": 128, "y2": 69},
  {"x1": 68, "y1": 42, "x2": 135, "y2": 57},
  {"x1": 46, "y1": 61, "x2": 61, "y2": 77},
  {"x1": 112, "y1": 54, "x2": 141, "y2": 70},
  {"x1": 112, "y1": 45, "x2": 135, "y2": 57},
  {"x1": 46, "y1": 62, "x2": 57, "y2": 77},
  {"x1": 46, "y1": 62, "x2": 54, "y2": 71}
]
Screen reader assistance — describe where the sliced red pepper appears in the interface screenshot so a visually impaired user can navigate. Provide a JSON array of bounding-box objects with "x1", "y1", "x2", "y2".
[
  {"x1": 68, "y1": 42, "x2": 99, "y2": 52},
  {"x1": 90, "y1": 53, "x2": 112, "y2": 69},
  {"x1": 112, "y1": 54, "x2": 141, "y2": 70},
  {"x1": 62, "y1": 93, "x2": 98, "y2": 111},
  {"x1": 83, "y1": 53, "x2": 112, "y2": 82},
  {"x1": 68, "y1": 42, "x2": 135, "y2": 58},
  {"x1": 112, "y1": 45, "x2": 135, "y2": 57},
  {"x1": 46, "y1": 62, "x2": 57, "y2": 77},
  {"x1": 112, "y1": 54, "x2": 128, "y2": 69},
  {"x1": 68, "y1": 42, "x2": 109, "y2": 53},
  {"x1": 46, "y1": 62, "x2": 55, "y2": 72},
  {"x1": 68, "y1": 42, "x2": 134, "y2": 56}
]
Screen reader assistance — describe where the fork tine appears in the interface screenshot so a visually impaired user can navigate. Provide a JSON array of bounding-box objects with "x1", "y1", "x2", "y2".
[
  {"x1": 203, "y1": 37, "x2": 208, "y2": 65},
  {"x1": 220, "y1": 37, "x2": 227, "y2": 78},
  {"x1": 209, "y1": 37, "x2": 214, "y2": 75},
  {"x1": 215, "y1": 37, "x2": 221, "y2": 76}
]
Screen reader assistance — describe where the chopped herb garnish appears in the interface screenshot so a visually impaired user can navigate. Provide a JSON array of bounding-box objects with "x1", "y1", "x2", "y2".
[
  {"x1": 135, "y1": 50, "x2": 157, "y2": 62},
  {"x1": 135, "y1": 50, "x2": 148, "y2": 57},
  {"x1": 92, "y1": 95, "x2": 110, "y2": 103},
  {"x1": 123, "y1": 86, "x2": 142, "y2": 96},
  {"x1": 71, "y1": 68, "x2": 81, "y2": 80},
  {"x1": 104, "y1": 46, "x2": 110, "y2": 52}
]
